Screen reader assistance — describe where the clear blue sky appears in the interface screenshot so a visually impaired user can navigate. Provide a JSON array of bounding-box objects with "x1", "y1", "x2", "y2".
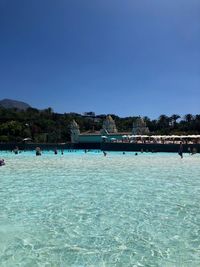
[{"x1": 0, "y1": 0, "x2": 199, "y2": 118}]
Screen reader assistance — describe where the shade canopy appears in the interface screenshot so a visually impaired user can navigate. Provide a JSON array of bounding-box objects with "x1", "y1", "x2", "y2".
[
  {"x1": 149, "y1": 135, "x2": 200, "y2": 139},
  {"x1": 23, "y1": 137, "x2": 32, "y2": 141}
]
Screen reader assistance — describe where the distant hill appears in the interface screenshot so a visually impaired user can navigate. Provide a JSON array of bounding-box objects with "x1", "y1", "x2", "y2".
[{"x1": 0, "y1": 99, "x2": 31, "y2": 110}]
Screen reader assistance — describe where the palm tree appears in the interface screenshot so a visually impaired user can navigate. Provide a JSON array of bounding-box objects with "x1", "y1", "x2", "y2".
[
  {"x1": 170, "y1": 114, "x2": 181, "y2": 127},
  {"x1": 143, "y1": 116, "x2": 151, "y2": 123},
  {"x1": 156, "y1": 115, "x2": 171, "y2": 134},
  {"x1": 184, "y1": 114, "x2": 194, "y2": 123},
  {"x1": 195, "y1": 114, "x2": 200, "y2": 121},
  {"x1": 158, "y1": 114, "x2": 170, "y2": 128}
]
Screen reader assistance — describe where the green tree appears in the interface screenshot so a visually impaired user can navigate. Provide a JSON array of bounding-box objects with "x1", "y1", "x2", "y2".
[
  {"x1": 170, "y1": 114, "x2": 181, "y2": 126},
  {"x1": 184, "y1": 114, "x2": 194, "y2": 123}
]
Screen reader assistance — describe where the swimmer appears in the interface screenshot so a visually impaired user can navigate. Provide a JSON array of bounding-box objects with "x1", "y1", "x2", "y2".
[
  {"x1": 0, "y1": 159, "x2": 5, "y2": 166},
  {"x1": 103, "y1": 151, "x2": 107, "y2": 156}
]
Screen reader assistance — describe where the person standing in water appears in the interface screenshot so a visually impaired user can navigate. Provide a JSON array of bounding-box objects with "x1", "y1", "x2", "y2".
[
  {"x1": 35, "y1": 147, "x2": 41, "y2": 156},
  {"x1": 178, "y1": 142, "x2": 183, "y2": 158},
  {"x1": 13, "y1": 146, "x2": 19, "y2": 154}
]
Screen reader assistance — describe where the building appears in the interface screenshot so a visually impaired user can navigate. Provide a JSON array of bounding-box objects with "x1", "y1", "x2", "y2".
[
  {"x1": 70, "y1": 120, "x2": 80, "y2": 143},
  {"x1": 83, "y1": 111, "x2": 95, "y2": 117},
  {"x1": 70, "y1": 116, "x2": 150, "y2": 143},
  {"x1": 132, "y1": 117, "x2": 149, "y2": 135},
  {"x1": 100, "y1": 115, "x2": 118, "y2": 135}
]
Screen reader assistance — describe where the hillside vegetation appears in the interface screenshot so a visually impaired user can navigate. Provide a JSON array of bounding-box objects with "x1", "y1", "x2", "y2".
[{"x1": 0, "y1": 107, "x2": 200, "y2": 143}]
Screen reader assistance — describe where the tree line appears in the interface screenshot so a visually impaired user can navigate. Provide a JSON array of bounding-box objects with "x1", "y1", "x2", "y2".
[{"x1": 0, "y1": 107, "x2": 200, "y2": 143}]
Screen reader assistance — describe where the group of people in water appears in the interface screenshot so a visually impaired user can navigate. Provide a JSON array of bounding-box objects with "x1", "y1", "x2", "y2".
[
  {"x1": 178, "y1": 142, "x2": 197, "y2": 158},
  {"x1": 0, "y1": 144, "x2": 198, "y2": 166},
  {"x1": 35, "y1": 147, "x2": 65, "y2": 156}
]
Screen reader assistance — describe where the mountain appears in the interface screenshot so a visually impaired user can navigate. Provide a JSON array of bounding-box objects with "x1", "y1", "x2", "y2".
[{"x1": 0, "y1": 99, "x2": 31, "y2": 110}]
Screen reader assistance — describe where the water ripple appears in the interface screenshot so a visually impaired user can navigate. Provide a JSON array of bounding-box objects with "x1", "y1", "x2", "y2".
[{"x1": 0, "y1": 151, "x2": 200, "y2": 266}]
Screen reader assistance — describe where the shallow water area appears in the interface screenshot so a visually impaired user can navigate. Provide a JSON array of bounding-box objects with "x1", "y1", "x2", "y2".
[{"x1": 0, "y1": 150, "x2": 200, "y2": 266}]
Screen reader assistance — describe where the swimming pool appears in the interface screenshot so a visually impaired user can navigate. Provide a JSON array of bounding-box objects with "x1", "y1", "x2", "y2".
[{"x1": 0, "y1": 151, "x2": 200, "y2": 266}]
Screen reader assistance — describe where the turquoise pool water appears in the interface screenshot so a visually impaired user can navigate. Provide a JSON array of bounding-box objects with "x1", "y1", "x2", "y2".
[{"x1": 0, "y1": 151, "x2": 200, "y2": 267}]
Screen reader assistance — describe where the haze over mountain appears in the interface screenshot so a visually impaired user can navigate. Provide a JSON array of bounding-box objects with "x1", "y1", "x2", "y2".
[{"x1": 0, "y1": 99, "x2": 31, "y2": 110}]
